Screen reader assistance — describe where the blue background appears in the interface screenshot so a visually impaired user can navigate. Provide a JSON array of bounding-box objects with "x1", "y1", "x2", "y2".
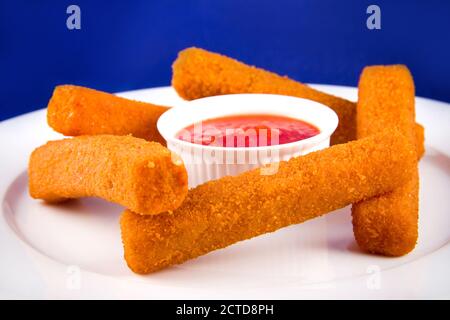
[{"x1": 0, "y1": 0, "x2": 449, "y2": 121}]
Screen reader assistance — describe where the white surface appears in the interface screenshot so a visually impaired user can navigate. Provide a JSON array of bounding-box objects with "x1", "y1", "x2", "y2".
[
  {"x1": 158, "y1": 94, "x2": 338, "y2": 187},
  {"x1": 0, "y1": 85, "x2": 449, "y2": 299}
]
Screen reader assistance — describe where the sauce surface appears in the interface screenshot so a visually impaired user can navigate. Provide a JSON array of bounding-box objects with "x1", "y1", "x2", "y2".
[{"x1": 176, "y1": 114, "x2": 320, "y2": 147}]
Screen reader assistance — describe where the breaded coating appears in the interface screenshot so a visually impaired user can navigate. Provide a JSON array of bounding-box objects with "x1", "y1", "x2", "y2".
[
  {"x1": 415, "y1": 123, "x2": 425, "y2": 159},
  {"x1": 172, "y1": 47, "x2": 356, "y2": 145},
  {"x1": 121, "y1": 129, "x2": 416, "y2": 274},
  {"x1": 47, "y1": 85, "x2": 169, "y2": 144},
  {"x1": 29, "y1": 135, "x2": 188, "y2": 215},
  {"x1": 352, "y1": 65, "x2": 419, "y2": 256}
]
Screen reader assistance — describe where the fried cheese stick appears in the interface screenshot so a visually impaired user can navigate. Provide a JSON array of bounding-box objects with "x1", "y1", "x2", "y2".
[
  {"x1": 47, "y1": 85, "x2": 169, "y2": 144},
  {"x1": 352, "y1": 65, "x2": 419, "y2": 256},
  {"x1": 171, "y1": 47, "x2": 425, "y2": 156},
  {"x1": 121, "y1": 129, "x2": 416, "y2": 273},
  {"x1": 29, "y1": 135, "x2": 188, "y2": 215},
  {"x1": 172, "y1": 47, "x2": 356, "y2": 145}
]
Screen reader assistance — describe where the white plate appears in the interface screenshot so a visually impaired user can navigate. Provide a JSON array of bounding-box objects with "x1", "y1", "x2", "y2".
[{"x1": 0, "y1": 85, "x2": 449, "y2": 299}]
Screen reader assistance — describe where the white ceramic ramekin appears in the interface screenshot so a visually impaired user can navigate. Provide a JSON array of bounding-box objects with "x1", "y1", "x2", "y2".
[{"x1": 158, "y1": 94, "x2": 338, "y2": 188}]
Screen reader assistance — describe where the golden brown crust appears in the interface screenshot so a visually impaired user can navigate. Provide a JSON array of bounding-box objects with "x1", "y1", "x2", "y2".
[
  {"x1": 172, "y1": 47, "x2": 356, "y2": 145},
  {"x1": 47, "y1": 85, "x2": 169, "y2": 144},
  {"x1": 121, "y1": 129, "x2": 416, "y2": 274},
  {"x1": 352, "y1": 171, "x2": 419, "y2": 256},
  {"x1": 352, "y1": 65, "x2": 419, "y2": 256},
  {"x1": 415, "y1": 123, "x2": 425, "y2": 159},
  {"x1": 29, "y1": 135, "x2": 188, "y2": 215}
]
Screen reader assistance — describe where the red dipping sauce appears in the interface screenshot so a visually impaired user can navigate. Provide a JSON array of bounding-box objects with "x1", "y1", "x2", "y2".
[{"x1": 176, "y1": 114, "x2": 320, "y2": 147}]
